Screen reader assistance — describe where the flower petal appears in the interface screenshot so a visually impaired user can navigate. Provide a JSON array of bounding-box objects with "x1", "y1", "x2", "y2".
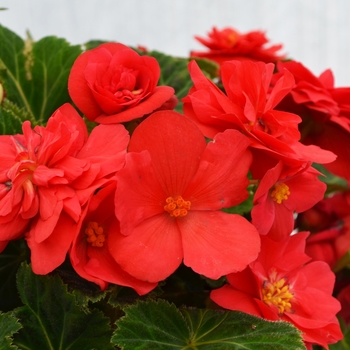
[{"x1": 179, "y1": 211, "x2": 260, "y2": 279}]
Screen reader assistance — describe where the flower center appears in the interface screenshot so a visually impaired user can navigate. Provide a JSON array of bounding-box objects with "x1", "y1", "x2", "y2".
[
  {"x1": 271, "y1": 183, "x2": 290, "y2": 204},
  {"x1": 262, "y1": 277, "x2": 294, "y2": 315},
  {"x1": 85, "y1": 221, "x2": 105, "y2": 247},
  {"x1": 164, "y1": 196, "x2": 191, "y2": 217}
]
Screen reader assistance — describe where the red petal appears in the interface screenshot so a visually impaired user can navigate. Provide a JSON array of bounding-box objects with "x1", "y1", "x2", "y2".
[
  {"x1": 184, "y1": 129, "x2": 252, "y2": 210},
  {"x1": 128, "y1": 110, "x2": 207, "y2": 196},
  {"x1": 179, "y1": 211, "x2": 260, "y2": 279},
  {"x1": 108, "y1": 213, "x2": 183, "y2": 283},
  {"x1": 95, "y1": 86, "x2": 174, "y2": 124}
]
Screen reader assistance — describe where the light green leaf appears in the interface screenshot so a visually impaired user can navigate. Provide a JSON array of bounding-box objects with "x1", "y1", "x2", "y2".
[
  {"x1": 13, "y1": 263, "x2": 114, "y2": 350},
  {"x1": 0, "y1": 312, "x2": 22, "y2": 349},
  {"x1": 0, "y1": 99, "x2": 32, "y2": 134},
  {"x1": 0, "y1": 24, "x2": 82, "y2": 125},
  {"x1": 112, "y1": 299, "x2": 305, "y2": 350}
]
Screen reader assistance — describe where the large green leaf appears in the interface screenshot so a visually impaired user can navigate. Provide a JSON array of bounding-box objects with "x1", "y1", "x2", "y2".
[
  {"x1": 0, "y1": 312, "x2": 21, "y2": 349},
  {"x1": 13, "y1": 263, "x2": 114, "y2": 350},
  {"x1": 112, "y1": 299, "x2": 305, "y2": 349},
  {"x1": 0, "y1": 24, "x2": 82, "y2": 125}
]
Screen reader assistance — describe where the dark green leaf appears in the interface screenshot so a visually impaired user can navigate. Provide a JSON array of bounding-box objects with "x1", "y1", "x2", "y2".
[
  {"x1": 112, "y1": 299, "x2": 305, "y2": 349},
  {"x1": 0, "y1": 312, "x2": 22, "y2": 349},
  {"x1": 0, "y1": 239, "x2": 28, "y2": 312},
  {"x1": 13, "y1": 263, "x2": 114, "y2": 350},
  {"x1": 0, "y1": 24, "x2": 82, "y2": 125}
]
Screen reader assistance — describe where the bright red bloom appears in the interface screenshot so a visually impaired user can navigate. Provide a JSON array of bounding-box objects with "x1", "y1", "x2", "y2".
[
  {"x1": 0, "y1": 103, "x2": 130, "y2": 274},
  {"x1": 251, "y1": 161, "x2": 327, "y2": 241},
  {"x1": 274, "y1": 60, "x2": 350, "y2": 179},
  {"x1": 183, "y1": 60, "x2": 335, "y2": 171},
  {"x1": 190, "y1": 27, "x2": 286, "y2": 66},
  {"x1": 70, "y1": 179, "x2": 157, "y2": 294},
  {"x1": 68, "y1": 42, "x2": 175, "y2": 124},
  {"x1": 110, "y1": 110, "x2": 260, "y2": 283},
  {"x1": 211, "y1": 232, "x2": 343, "y2": 349}
]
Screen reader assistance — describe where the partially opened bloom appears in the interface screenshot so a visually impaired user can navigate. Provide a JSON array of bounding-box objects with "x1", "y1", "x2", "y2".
[
  {"x1": 68, "y1": 42, "x2": 175, "y2": 124},
  {"x1": 190, "y1": 27, "x2": 286, "y2": 66},
  {"x1": 251, "y1": 161, "x2": 327, "y2": 241},
  {"x1": 110, "y1": 110, "x2": 260, "y2": 283},
  {"x1": 70, "y1": 179, "x2": 157, "y2": 295},
  {"x1": 211, "y1": 232, "x2": 343, "y2": 349}
]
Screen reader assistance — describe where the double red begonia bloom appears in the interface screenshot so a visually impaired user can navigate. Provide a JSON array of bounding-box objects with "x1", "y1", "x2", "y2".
[
  {"x1": 190, "y1": 27, "x2": 286, "y2": 66},
  {"x1": 68, "y1": 42, "x2": 175, "y2": 124},
  {"x1": 211, "y1": 232, "x2": 343, "y2": 349},
  {"x1": 251, "y1": 161, "x2": 327, "y2": 241},
  {"x1": 182, "y1": 60, "x2": 335, "y2": 174},
  {"x1": 110, "y1": 110, "x2": 260, "y2": 283},
  {"x1": 0, "y1": 103, "x2": 130, "y2": 274},
  {"x1": 274, "y1": 60, "x2": 350, "y2": 179},
  {"x1": 70, "y1": 179, "x2": 157, "y2": 295}
]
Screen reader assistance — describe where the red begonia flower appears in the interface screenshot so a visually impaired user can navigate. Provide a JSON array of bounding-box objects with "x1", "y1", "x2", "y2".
[
  {"x1": 183, "y1": 60, "x2": 335, "y2": 169},
  {"x1": 0, "y1": 103, "x2": 129, "y2": 274},
  {"x1": 110, "y1": 110, "x2": 260, "y2": 283},
  {"x1": 251, "y1": 161, "x2": 326, "y2": 241},
  {"x1": 274, "y1": 60, "x2": 350, "y2": 179},
  {"x1": 68, "y1": 42, "x2": 175, "y2": 124},
  {"x1": 211, "y1": 232, "x2": 343, "y2": 349},
  {"x1": 70, "y1": 179, "x2": 157, "y2": 295},
  {"x1": 337, "y1": 284, "x2": 350, "y2": 325},
  {"x1": 190, "y1": 27, "x2": 286, "y2": 66}
]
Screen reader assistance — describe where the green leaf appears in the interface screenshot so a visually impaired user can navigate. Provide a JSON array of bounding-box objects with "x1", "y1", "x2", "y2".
[
  {"x1": 0, "y1": 312, "x2": 22, "y2": 349},
  {"x1": 0, "y1": 239, "x2": 29, "y2": 312},
  {"x1": 146, "y1": 51, "x2": 193, "y2": 113},
  {"x1": 0, "y1": 24, "x2": 82, "y2": 125},
  {"x1": 112, "y1": 299, "x2": 305, "y2": 350},
  {"x1": 13, "y1": 263, "x2": 114, "y2": 350},
  {"x1": 0, "y1": 98, "x2": 32, "y2": 134}
]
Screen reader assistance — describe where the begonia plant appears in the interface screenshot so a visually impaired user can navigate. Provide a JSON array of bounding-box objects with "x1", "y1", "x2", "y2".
[{"x1": 0, "y1": 21, "x2": 350, "y2": 350}]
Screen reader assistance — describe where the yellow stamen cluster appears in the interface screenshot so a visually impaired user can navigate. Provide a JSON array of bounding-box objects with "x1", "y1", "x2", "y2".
[
  {"x1": 164, "y1": 196, "x2": 191, "y2": 217},
  {"x1": 271, "y1": 183, "x2": 290, "y2": 204},
  {"x1": 85, "y1": 221, "x2": 105, "y2": 247},
  {"x1": 262, "y1": 277, "x2": 294, "y2": 315}
]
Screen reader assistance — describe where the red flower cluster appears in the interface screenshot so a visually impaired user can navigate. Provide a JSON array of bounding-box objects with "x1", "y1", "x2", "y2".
[
  {"x1": 190, "y1": 26, "x2": 286, "y2": 66},
  {"x1": 1, "y1": 28, "x2": 348, "y2": 348}
]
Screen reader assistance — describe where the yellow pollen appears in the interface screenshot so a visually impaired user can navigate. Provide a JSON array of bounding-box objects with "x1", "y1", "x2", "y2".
[
  {"x1": 164, "y1": 196, "x2": 191, "y2": 217},
  {"x1": 271, "y1": 183, "x2": 290, "y2": 204},
  {"x1": 262, "y1": 277, "x2": 294, "y2": 315},
  {"x1": 85, "y1": 221, "x2": 105, "y2": 247}
]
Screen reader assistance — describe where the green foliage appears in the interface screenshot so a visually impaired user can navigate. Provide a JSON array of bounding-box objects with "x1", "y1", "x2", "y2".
[
  {"x1": 13, "y1": 263, "x2": 114, "y2": 350},
  {"x1": 0, "y1": 312, "x2": 21, "y2": 349},
  {"x1": 0, "y1": 24, "x2": 81, "y2": 129},
  {"x1": 0, "y1": 239, "x2": 28, "y2": 312},
  {"x1": 112, "y1": 299, "x2": 305, "y2": 350}
]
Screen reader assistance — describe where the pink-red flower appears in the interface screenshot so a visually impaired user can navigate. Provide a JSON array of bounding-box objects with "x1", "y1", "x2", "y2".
[
  {"x1": 211, "y1": 232, "x2": 343, "y2": 349},
  {"x1": 190, "y1": 27, "x2": 286, "y2": 66},
  {"x1": 110, "y1": 110, "x2": 260, "y2": 283},
  {"x1": 70, "y1": 179, "x2": 157, "y2": 294},
  {"x1": 251, "y1": 161, "x2": 327, "y2": 241},
  {"x1": 68, "y1": 42, "x2": 175, "y2": 124},
  {"x1": 0, "y1": 103, "x2": 130, "y2": 274},
  {"x1": 183, "y1": 60, "x2": 335, "y2": 172}
]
